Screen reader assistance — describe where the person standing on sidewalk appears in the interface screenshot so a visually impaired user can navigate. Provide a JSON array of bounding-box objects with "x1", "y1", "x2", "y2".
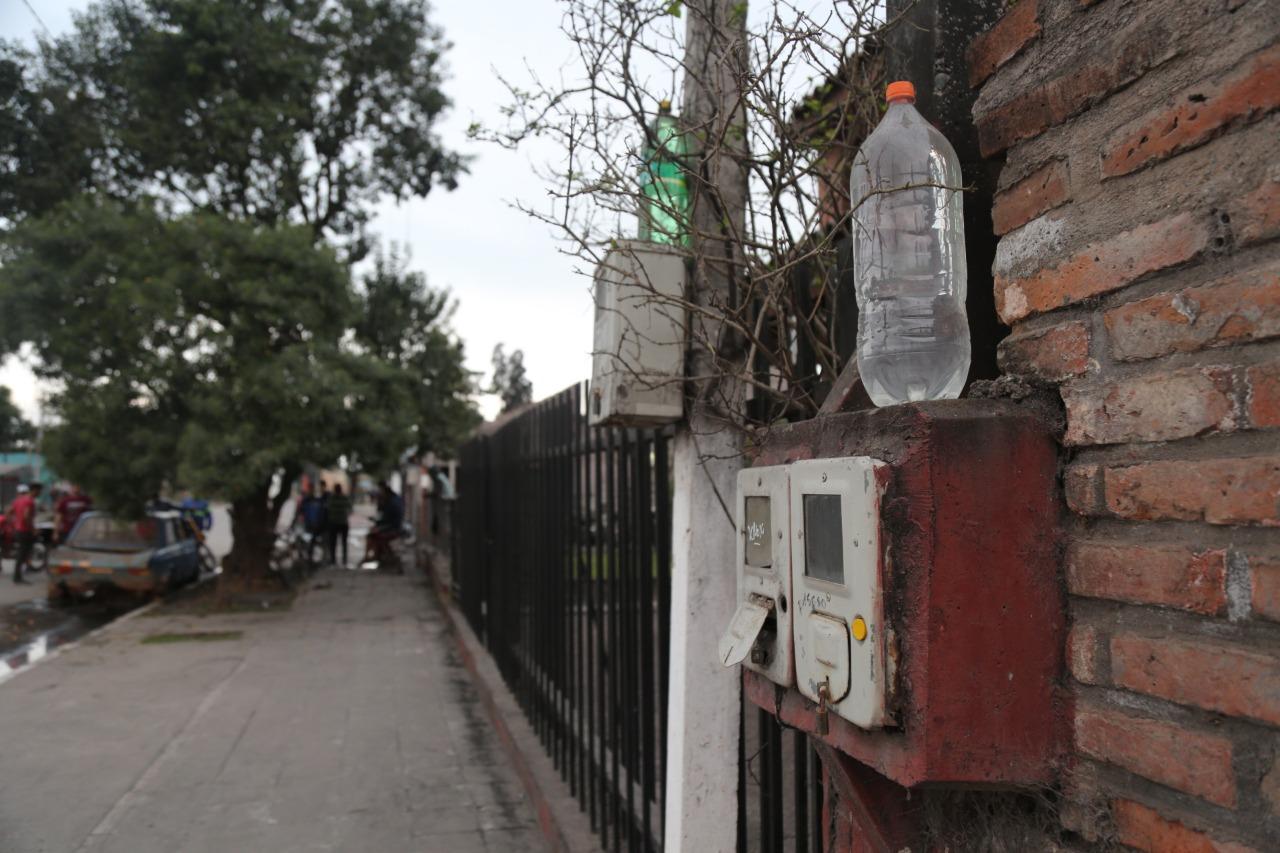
[
  {"x1": 54, "y1": 484, "x2": 93, "y2": 544},
  {"x1": 326, "y1": 483, "x2": 352, "y2": 567},
  {"x1": 10, "y1": 482, "x2": 41, "y2": 584},
  {"x1": 298, "y1": 486, "x2": 327, "y2": 564}
]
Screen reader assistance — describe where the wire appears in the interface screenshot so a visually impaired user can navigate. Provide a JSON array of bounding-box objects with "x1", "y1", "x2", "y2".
[{"x1": 19, "y1": 0, "x2": 51, "y2": 36}]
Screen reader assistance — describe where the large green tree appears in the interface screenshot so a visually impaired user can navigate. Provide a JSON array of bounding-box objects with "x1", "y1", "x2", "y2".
[
  {"x1": 0, "y1": 0, "x2": 477, "y2": 586},
  {"x1": 1, "y1": 0, "x2": 464, "y2": 255},
  {"x1": 0, "y1": 200, "x2": 401, "y2": 581},
  {"x1": 0, "y1": 386, "x2": 34, "y2": 451},
  {"x1": 489, "y1": 344, "x2": 533, "y2": 413},
  {"x1": 355, "y1": 250, "x2": 481, "y2": 456}
]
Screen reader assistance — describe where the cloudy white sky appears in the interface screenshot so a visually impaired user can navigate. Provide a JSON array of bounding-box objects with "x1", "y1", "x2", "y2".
[
  {"x1": 0, "y1": 0, "x2": 599, "y2": 422},
  {"x1": 1, "y1": 0, "x2": 850, "y2": 424}
]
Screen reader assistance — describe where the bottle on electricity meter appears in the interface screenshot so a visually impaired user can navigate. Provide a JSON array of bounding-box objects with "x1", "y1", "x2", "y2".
[
  {"x1": 638, "y1": 99, "x2": 690, "y2": 246},
  {"x1": 849, "y1": 80, "x2": 970, "y2": 406}
]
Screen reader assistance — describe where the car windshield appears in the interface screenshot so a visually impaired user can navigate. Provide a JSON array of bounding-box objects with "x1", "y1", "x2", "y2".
[{"x1": 68, "y1": 517, "x2": 163, "y2": 552}]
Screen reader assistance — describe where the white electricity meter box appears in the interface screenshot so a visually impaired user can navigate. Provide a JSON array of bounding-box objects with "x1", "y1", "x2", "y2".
[
  {"x1": 718, "y1": 466, "x2": 793, "y2": 686},
  {"x1": 720, "y1": 456, "x2": 892, "y2": 731},
  {"x1": 789, "y1": 457, "x2": 892, "y2": 730},
  {"x1": 589, "y1": 241, "x2": 687, "y2": 427}
]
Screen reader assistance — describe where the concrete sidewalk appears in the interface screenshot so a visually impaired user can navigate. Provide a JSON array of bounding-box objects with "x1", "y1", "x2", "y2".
[{"x1": 0, "y1": 566, "x2": 544, "y2": 852}]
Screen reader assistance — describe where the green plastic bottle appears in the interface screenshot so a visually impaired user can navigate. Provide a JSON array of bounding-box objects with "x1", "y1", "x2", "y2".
[{"x1": 639, "y1": 99, "x2": 690, "y2": 246}]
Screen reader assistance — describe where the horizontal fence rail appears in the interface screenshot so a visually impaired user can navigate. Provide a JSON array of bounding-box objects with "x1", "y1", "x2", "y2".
[{"x1": 455, "y1": 381, "x2": 821, "y2": 852}]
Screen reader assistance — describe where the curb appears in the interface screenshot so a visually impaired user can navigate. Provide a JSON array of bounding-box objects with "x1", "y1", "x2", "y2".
[
  {"x1": 0, "y1": 572, "x2": 219, "y2": 686},
  {"x1": 420, "y1": 548, "x2": 602, "y2": 853}
]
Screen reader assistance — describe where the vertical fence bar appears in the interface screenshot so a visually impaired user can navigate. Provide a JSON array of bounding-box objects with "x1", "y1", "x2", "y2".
[
  {"x1": 620, "y1": 429, "x2": 637, "y2": 853},
  {"x1": 570, "y1": 386, "x2": 582, "y2": 800},
  {"x1": 767, "y1": 715, "x2": 783, "y2": 853},
  {"x1": 655, "y1": 431, "x2": 671, "y2": 835},
  {"x1": 592, "y1": 415, "x2": 606, "y2": 833},
  {"x1": 604, "y1": 427, "x2": 614, "y2": 845},
  {"x1": 638, "y1": 432, "x2": 656, "y2": 853},
  {"x1": 758, "y1": 708, "x2": 771, "y2": 850},
  {"x1": 794, "y1": 733, "x2": 809, "y2": 853}
]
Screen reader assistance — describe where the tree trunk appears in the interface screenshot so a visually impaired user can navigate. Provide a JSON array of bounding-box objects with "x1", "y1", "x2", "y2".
[{"x1": 219, "y1": 484, "x2": 277, "y2": 596}]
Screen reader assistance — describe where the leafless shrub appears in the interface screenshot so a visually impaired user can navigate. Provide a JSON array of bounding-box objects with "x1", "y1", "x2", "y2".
[{"x1": 476, "y1": 0, "x2": 889, "y2": 431}]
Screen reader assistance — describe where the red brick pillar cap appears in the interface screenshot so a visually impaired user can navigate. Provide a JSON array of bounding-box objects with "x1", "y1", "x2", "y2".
[{"x1": 886, "y1": 81, "x2": 916, "y2": 103}]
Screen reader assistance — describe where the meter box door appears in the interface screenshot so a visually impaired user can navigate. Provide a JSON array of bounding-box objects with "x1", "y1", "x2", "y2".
[
  {"x1": 589, "y1": 241, "x2": 687, "y2": 428},
  {"x1": 718, "y1": 466, "x2": 794, "y2": 686},
  {"x1": 789, "y1": 457, "x2": 893, "y2": 730}
]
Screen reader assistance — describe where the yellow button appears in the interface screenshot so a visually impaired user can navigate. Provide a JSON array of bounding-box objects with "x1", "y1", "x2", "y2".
[{"x1": 851, "y1": 616, "x2": 868, "y2": 642}]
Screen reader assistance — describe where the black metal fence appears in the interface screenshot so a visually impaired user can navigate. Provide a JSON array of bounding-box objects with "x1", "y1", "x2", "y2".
[{"x1": 455, "y1": 381, "x2": 823, "y2": 853}]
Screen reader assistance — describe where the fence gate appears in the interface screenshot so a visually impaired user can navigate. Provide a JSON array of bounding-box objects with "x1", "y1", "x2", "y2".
[{"x1": 455, "y1": 381, "x2": 822, "y2": 852}]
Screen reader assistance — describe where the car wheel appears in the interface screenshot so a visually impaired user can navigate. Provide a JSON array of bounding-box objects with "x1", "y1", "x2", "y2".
[
  {"x1": 47, "y1": 582, "x2": 73, "y2": 607},
  {"x1": 29, "y1": 543, "x2": 48, "y2": 573}
]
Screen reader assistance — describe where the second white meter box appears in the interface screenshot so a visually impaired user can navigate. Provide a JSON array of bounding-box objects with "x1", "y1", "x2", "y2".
[
  {"x1": 589, "y1": 241, "x2": 687, "y2": 427},
  {"x1": 790, "y1": 457, "x2": 893, "y2": 730},
  {"x1": 718, "y1": 466, "x2": 793, "y2": 686}
]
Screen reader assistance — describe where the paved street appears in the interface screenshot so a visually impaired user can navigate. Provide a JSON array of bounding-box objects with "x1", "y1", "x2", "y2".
[{"x1": 0, "y1": 564, "x2": 543, "y2": 852}]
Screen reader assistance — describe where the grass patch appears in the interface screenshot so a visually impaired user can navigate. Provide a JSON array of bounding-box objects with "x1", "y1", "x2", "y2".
[{"x1": 141, "y1": 630, "x2": 244, "y2": 645}]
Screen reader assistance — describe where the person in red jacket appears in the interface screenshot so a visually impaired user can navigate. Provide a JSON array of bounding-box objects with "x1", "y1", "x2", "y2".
[
  {"x1": 9, "y1": 482, "x2": 41, "y2": 584},
  {"x1": 54, "y1": 484, "x2": 93, "y2": 543}
]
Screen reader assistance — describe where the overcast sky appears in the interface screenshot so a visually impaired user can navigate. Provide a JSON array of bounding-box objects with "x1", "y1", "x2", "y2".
[
  {"x1": 1, "y1": 0, "x2": 849, "y2": 426},
  {"x1": 0, "y1": 0, "x2": 596, "y2": 422}
]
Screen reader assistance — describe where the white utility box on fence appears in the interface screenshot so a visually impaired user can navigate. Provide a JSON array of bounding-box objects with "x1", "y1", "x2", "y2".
[{"x1": 589, "y1": 241, "x2": 687, "y2": 427}]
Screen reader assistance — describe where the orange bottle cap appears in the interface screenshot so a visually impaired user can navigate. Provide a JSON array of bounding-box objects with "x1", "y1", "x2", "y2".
[{"x1": 886, "y1": 81, "x2": 916, "y2": 103}]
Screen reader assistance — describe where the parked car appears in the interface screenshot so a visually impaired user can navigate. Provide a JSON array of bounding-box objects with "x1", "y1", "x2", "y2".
[{"x1": 48, "y1": 511, "x2": 201, "y2": 601}]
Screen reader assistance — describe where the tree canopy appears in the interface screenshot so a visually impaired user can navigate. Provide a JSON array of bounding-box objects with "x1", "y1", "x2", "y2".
[
  {"x1": 1, "y1": 0, "x2": 465, "y2": 257},
  {"x1": 0, "y1": 386, "x2": 33, "y2": 452},
  {"x1": 489, "y1": 344, "x2": 533, "y2": 413},
  {"x1": 3, "y1": 200, "x2": 358, "y2": 506},
  {"x1": 0, "y1": 0, "x2": 477, "y2": 585},
  {"x1": 1, "y1": 199, "x2": 476, "y2": 578},
  {"x1": 355, "y1": 250, "x2": 481, "y2": 455}
]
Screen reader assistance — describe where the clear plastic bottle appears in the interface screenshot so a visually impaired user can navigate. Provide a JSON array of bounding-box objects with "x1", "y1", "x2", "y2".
[{"x1": 849, "y1": 80, "x2": 970, "y2": 406}]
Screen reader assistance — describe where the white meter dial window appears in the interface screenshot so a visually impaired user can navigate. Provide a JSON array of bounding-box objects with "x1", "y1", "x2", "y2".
[
  {"x1": 744, "y1": 496, "x2": 773, "y2": 568},
  {"x1": 789, "y1": 457, "x2": 892, "y2": 730}
]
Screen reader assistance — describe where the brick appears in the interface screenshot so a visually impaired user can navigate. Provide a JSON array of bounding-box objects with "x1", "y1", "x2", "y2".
[
  {"x1": 1066, "y1": 542, "x2": 1227, "y2": 615},
  {"x1": 993, "y1": 159, "x2": 1070, "y2": 235},
  {"x1": 1074, "y1": 705, "x2": 1236, "y2": 807},
  {"x1": 1262, "y1": 753, "x2": 1280, "y2": 814},
  {"x1": 1250, "y1": 553, "x2": 1280, "y2": 622},
  {"x1": 997, "y1": 320, "x2": 1089, "y2": 381},
  {"x1": 1235, "y1": 171, "x2": 1280, "y2": 246},
  {"x1": 1104, "y1": 456, "x2": 1280, "y2": 526},
  {"x1": 1112, "y1": 799, "x2": 1258, "y2": 853},
  {"x1": 1105, "y1": 261, "x2": 1280, "y2": 361},
  {"x1": 1063, "y1": 366, "x2": 1237, "y2": 446},
  {"x1": 997, "y1": 212, "x2": 1210, "y2": 324},
  {"x1": 1247, "y1": 362, "x2": 1280, "y2": 428},
  {"x1": 1065, "y1": 463, "x2": 1102, "y2": 515},
  {"x1": 977, "y1": 23, "x2": 1177, "y2": 156},
  {"x1": 1102, "y1": 45, "x2": 1280, "y2": 177},
  {"x1": 1068, "y1": 622, "x2": 1105, "y2": 684},
  {"x1": 1111, "y1": 633, "x2": 1280, "y2": 726},
  {"x1": 967, "y1": 0, "x2": 1040, "y2": 88}
]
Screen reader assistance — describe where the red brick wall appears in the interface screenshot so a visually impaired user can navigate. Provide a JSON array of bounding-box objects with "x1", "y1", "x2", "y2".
[{"x1": 971, "y1": 0, "x2": 1279, "y2": 849}]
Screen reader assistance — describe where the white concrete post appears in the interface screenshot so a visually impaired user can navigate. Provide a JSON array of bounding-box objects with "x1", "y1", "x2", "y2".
[
  {"x1": 664, "y1": 1, "x2": 748, "y2": 849},
  {"x1": 665, "y1": 423, "x2": 741, "y2": 850}
]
